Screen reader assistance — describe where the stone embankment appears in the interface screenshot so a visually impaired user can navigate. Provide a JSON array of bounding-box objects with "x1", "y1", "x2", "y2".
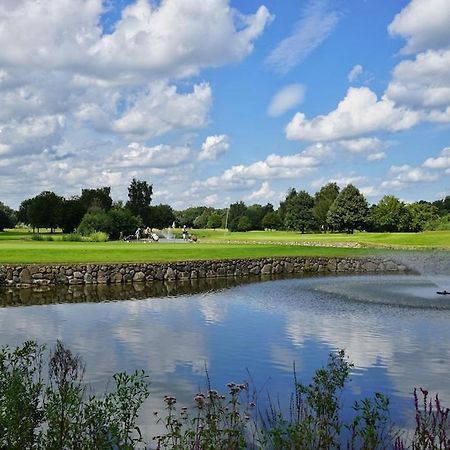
[{"x1": 0, "y1": 257, "x2": 408, "y2": 288}]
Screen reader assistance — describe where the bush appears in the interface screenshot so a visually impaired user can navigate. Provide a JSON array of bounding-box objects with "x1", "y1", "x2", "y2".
[
  {"x1": 88, "y1": 231, "x2": 109, "y2": 242},
  {"x1": 0, "y1": 341, "x2": 149, "y2": 450},
  {"x1": 31, "y1": 234, "x2": 54, "y2": 241},
  {"x1": 424, "y1": 214, "x2": 450, "y2": 231},
  {"x1": 62, "y1": 233, "x2": 83, "y2": 242}
]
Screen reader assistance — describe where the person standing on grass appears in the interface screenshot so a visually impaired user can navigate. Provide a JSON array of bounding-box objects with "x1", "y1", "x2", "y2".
[
  {"x1": 135, "y1": 227, "x2": 141, "y2": 240},
  {"x1": 182, "y1": 225, "x2": 188, "y2": 241}
]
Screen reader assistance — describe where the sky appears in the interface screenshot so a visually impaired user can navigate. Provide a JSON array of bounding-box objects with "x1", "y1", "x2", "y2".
[{"x1": 0, "y1": 0, "x2": 449, "y2": 210}]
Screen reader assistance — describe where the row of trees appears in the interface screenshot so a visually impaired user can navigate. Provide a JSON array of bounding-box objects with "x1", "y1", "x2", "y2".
[
  {"x1": 3, "y1": 179, "x2": 176, "y2": 238},
  {"x1": 176, "y1": 184, "x2": 450, "y2": 234},
  {"x1": 1, "y1": 181, "x2": 450, "y2": 235}
]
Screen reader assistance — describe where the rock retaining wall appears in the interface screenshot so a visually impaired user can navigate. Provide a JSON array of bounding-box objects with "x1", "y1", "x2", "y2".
[{"x1": 0, "y1": 257, "x2": 408, "y2": 288}]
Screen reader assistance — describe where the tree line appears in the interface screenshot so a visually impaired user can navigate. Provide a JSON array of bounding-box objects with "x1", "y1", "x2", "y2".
[{"x1": 1, "y1": 180, "x2": 450, "y2": 236}]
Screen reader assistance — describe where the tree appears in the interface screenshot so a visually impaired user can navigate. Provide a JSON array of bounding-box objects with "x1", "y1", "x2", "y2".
[
  {"x1": 278, "y1": 188, "x2": 298, "y2": 227},
  {"x1": 313, "y1": 183, "x2": 340, "y2": 231},
  {"x1": 126, "y1": 178, "x2": 153, "y2": 222},
  {"x1": 148, "y1": 204, "x2": 176, "y2": 229},
  {"x1": 408, "y1": 202, "x2": 440, "y2": 232},
  {"x1": 370, "y1": 195, "x2": 411, "y2": 232},
  {"x1": 59, "y1": 197, "x2": 85, "y2": 233},
  {"x1": 0, "y1": 201, "x2": 17, "y2": 231},
  {"x1": 262, "y1": 211, "x2": 282, "y2": 230},
  {"x1": 432, "y1": 196, "x2": 450, "y2": 216},
  {"x1": 227, "y1": 201, "x2": 248, "y2": 232},
  {"x1": 176, "y1": 206, "x2": 208, "y2": 227},
  {"x1": 237, "y1": 215, "x2": 252, "y2": 231},
  {"x1": 283, "y1": 190, "x2": 316, "y2": 233},
  {"x1": 207, "y1": 213, "x2": 223, "y2": 229},
  {"x1": 26, "y1": 191, "x2": 64, "y2": 233},
  {"x1": 327, "y1": 184, "x2": 368, "y2": 233},
  {"x1": 80, "y1": 187, "x2": 112, "y2": 212}
]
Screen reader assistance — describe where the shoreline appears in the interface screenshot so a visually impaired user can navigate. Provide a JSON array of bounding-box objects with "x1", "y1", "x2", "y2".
[{"x1": 0, "y1": 256, "x2": 409, "y2": 288}]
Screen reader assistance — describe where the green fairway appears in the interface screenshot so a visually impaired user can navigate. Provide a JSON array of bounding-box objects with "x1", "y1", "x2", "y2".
[
  {"x1": 194, "y1": 229, "x2": 450, "y2": 248},
  {"x1": 0, "y1": 229, "x2": 448, "y2": 264}
]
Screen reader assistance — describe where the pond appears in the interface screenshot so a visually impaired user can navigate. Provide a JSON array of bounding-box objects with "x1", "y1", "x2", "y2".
[{"x1": 1, "y1": 273, "x2": 450, "y2": 441}]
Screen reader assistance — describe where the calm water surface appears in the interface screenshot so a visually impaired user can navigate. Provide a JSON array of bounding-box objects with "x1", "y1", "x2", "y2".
[{"x1": 1, "y1": 273, "x2": 449, "y2": 440}]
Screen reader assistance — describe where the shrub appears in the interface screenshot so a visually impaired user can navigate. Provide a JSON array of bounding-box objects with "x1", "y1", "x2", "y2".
[
  {"x1": 88, "y1": 231, "x2": 109, "y2": 242},
  {"x1": 62, "y1": 233, "x2": 83, "y2": 242},
  {"x1": 0, "y1": 341, "x2": 149, "y2": 450},
  {"x1": 31, "y1": 234, "x2": 54, "y2": 241}
]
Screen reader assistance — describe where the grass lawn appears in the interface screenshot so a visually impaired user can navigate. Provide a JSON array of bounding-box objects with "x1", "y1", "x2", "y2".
[{"x1": 0, "y1": 228, "x2": 448, "y2": 264}]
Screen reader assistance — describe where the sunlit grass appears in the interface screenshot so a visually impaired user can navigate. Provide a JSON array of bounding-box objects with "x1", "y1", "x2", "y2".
[{"x1": 0, "y1": 228, "x2": 449, "y2": 264}]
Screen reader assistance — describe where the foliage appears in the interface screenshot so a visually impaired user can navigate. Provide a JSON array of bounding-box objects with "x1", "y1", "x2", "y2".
[
  {"x1": 62, "y1": 233, "x2": 84, "y2": 242},
  {"x1": 126, "y1": 178, "x2": 153, "y2": 222},
  {"x1": 424, "y1": 214, "x2": 450, "y2": 231},
  {"x1": 148, "y1": 204, "x2": 176, "y2": 229},
  {"x1": 59, "y1": 197, "x2": 85, "y2": 234},
  {"x1": 31, "y1": 234, "x2": 54, "y2": 241},
  {"x1": 80, "y1": 187, "x2": 113, "y2": 212},
  {"x1": 262, "y1": 211, "x2": 282, "y2": 230},
  {"x1": 283, "y1": 190, "x2": 316, "y2": 233},
  {"x1": 22, "y1": 191, "x2": 64, "y2": 232},
  {"x1": 408, "y1": 202, "x2": 440, "y2": 232},
  {"x1": 78, "y1": 208, "x2": 140, "y2": 240},
  {"x1": 176, "y1": 206, "x2": 209, "y2": 227},
  {"x1": 154, "y1": 382, "x2": 250, "y2": 450},
  {"x1": 228, "y1": 201, "x2": 248, "y2": 232},
  {"x1": 77, "y1": 210, "x2": 110, "y2": 237},
  {"x1": 370, "y1": 195, "x2": 411, "y2": 232},
  {"x1": 0, "y1": 341, "x2": 149, "y2": 450},
  {"x1": 88, "y1": 231, "x2": 109, "y2": 242},
  {"x1": 0, "y1": 201, "x2": 17, "y2": 231},
  {"x1": 207, "y1": 212, "x2": 224, "y2": 229},
  {"x1": 237, "y1": 215, "x2": 252, "y2": 232},
  {"x1": 327, "y1": 184, "x2": 369, "y2": 233},
  {"x1": 106, "y1": 207, "x2": 141, "y2": 239},
  {"x1": 432, "y1": 196, "x2": 450, "y2": 216},
  {"x1": 313, "y1": 182, "x2": 340, "y2": 231}
]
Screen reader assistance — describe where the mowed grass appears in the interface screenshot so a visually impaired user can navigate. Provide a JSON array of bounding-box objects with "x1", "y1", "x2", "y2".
[
  {"x1": 196, "y1": 229, "x2": 450, "y2": 248},
  {"x1": 0, "y1": 228, "x2": 449, "y2": 264}
]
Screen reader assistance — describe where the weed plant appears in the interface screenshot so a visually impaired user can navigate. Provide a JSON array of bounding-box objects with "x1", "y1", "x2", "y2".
[{"x1": 0, "y1": 342, "x2": 448, "y2": 449}]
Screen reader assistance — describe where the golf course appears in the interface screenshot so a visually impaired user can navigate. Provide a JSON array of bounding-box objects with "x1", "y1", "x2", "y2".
[{"x1": 1, "y1": 228, "x2": 449, "y2": 265}]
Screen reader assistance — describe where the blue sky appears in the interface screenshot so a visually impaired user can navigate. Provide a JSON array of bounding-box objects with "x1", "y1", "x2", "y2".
[{"x1": 0, "y1": 0, "x2": 449, "y2": 209}]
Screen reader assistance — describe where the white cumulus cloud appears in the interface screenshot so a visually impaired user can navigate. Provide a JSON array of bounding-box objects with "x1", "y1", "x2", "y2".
[
  {"x1": 285, "y1": 87, "x2": 420, "y2": 142},
  {"x1": 198, "y1": 135, "x2": 230, "y2": 161},
  {"x1": 388, "y1": 0, "x2": 450, "y2": 54}
]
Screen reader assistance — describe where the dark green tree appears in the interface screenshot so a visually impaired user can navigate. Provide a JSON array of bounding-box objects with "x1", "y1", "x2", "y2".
[
  {"x1": 80, "y1": 187, "x2": 112, "y2": 212},
  {"x1": 327, "y1": 184, "x2": 368, "y2": 233},
  {"x1": 283, "y1": 190, "x2": 316, "y2": 233},
  {"x1": 0, "y1": 202, "x2": 17, "y2": 231},
  {"x1": 432, "y1": 196, "x2": 450, "y2": 216},
  {"x1": 175, "y1": 206, "x2": 208, "y2": 227},
  {"x1": 370, "y1": 195, "x2": 411, "y2": 232},
  {"x1": 148, "y1": 204, "x2": 176, "y2": 229},
  {"x1": 237, "y1": 215, "x2": 252, "y2": 232},
  {"x1": 278, "y1": 188, "x2": 298, "y2": 227},
  {"x1": 227, "y1": 201, "x2": 248, "y2": 232},
  {"x1": 27, "y1": 191, "x2": 64, "y2": 233},
  {"x1": 207, "y1": 212, "x2": 223, "y2": 229},
  {"x1": 126, "y1": 179, "x2": 153, "y2": 222},
  {"x1": 262, "y1": 211, "x2": 282, "y2": 230},
  {"x1": 106, "y1": 207, "x2": 141, "y2": 239},
  {"x1": 60, "y1": 197, "x2": 85, "y2": 233},
  {"x1": 313, "y1": 183, "x2": 340, "y2": 231}
]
